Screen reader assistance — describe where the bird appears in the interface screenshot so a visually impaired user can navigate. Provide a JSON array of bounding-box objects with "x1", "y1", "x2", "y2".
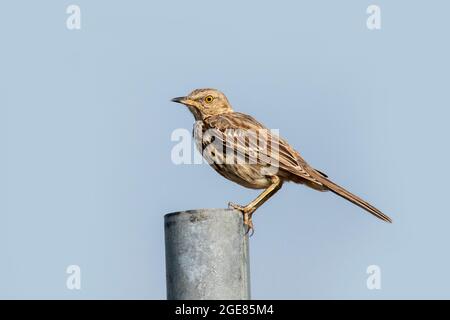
[{"x1": 171, "y1": 88, "x2": 392, "y2": 234}]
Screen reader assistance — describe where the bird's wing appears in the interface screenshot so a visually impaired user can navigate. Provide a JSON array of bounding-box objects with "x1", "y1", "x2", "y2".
[
  {"x1": 205, "y1": 112, "x2": 323, "y2": 186},
  {"x1": 205, "y1": 113, "x2": 392, "y2": 222}
]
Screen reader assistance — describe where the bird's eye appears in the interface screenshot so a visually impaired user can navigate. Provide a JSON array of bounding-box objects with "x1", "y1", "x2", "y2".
[{"x1": 204, "y1": 95, "x2": 214, "y2": 103}]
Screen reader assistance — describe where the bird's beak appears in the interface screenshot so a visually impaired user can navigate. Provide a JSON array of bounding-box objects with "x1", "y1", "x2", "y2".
[
  {"x1": 171, "y1": 96, "x2": 195, "y2": 106},
  {"x1": 171, "y1": 96, "x2": 186, "y2": 104}
]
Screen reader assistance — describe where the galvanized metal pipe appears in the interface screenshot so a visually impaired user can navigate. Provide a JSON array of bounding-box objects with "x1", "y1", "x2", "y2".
[{"x1": 164, "y1": 209, "x2": 250, "y2": 300}]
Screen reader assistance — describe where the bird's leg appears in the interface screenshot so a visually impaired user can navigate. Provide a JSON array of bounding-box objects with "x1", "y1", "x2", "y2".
[{"x1": 229, "y1": 176, "x2": 282, "y2": 235}]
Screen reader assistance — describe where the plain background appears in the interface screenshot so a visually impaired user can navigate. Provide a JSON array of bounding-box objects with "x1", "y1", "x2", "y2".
[{"x1": 1, "y1": 0, "x2": 449, "y2": 299}]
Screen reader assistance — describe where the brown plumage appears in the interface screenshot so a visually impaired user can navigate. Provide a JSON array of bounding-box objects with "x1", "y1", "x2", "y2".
[{"x1": 172, "y1": 88, "x2": 392, "y2": 233}]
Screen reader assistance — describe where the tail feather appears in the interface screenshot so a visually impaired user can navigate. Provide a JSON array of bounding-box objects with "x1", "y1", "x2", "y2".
[{"x1": 311, "y1": 173, "x2": 392, "y2": 223}]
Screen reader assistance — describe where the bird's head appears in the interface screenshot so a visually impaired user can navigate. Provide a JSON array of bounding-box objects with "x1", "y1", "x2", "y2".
[{"x1": 171, "y1": 88, "x2": 233, "y2": 120}]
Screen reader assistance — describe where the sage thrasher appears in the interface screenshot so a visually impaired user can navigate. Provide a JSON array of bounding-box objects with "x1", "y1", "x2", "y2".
[{"x1": 172, "y1": 88, "x2": 392, "y2": 233}]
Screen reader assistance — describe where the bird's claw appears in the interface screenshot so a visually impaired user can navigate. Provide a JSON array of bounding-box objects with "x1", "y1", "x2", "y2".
[
  {"x1": 228, "y1": 202, "x2": 245, "y2": 211},
  {"x1": 228, "y1": 202, "x2": 255, "y2": 236}
]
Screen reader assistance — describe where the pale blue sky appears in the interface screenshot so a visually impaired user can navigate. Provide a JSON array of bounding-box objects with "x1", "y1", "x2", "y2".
[{"x1": 1, "y1": 1, "x2": 450, "y2": 299}]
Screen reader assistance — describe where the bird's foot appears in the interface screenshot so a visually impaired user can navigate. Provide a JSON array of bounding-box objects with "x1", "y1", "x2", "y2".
[
  {"x1": 228, "y1": 202, "x2": 255, "y2": 236},
  {"x1": 243, "y1": 213, "x2": 254, "y2": 237}
]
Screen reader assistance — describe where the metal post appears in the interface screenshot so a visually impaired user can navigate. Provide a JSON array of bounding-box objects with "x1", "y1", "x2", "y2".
[{"x1": 164, "y1": 208, "x2": 250, "y2": 300}]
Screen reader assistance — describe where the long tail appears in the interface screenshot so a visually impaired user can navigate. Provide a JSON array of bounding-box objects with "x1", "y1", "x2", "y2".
[{"x1": 311, "y1": 172, "x2": 392, "y2": 223}]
